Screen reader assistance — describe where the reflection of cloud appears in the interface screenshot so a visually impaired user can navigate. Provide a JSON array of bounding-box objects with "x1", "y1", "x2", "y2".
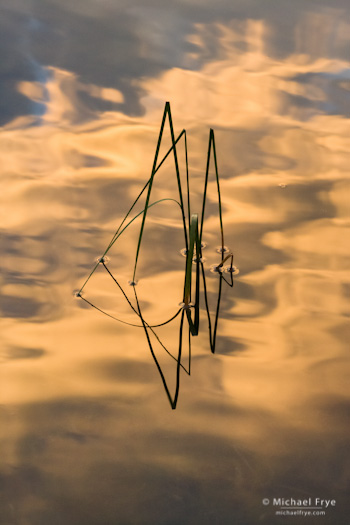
[
  {"x1": 1, "y1": 389, "x2": 349, "y2": 524},
  {"x1": 1, "y1": 7, "x2": 349, "y2": 524},
  {"x1": 263, "y1": 219, "x2": 350, "y2": 260},
  {"x1": 143, "y1": 25, "x2": 350, "y2": 129},
  {"x1": 2, "y1": 1, "x2": 350, "y2": 123},
  {"x1": 3, "y1": 346, "x2": 46, "y2": 360},
  {"x1": 0, "y1": 10, "x2": 349, "y2": 448}
]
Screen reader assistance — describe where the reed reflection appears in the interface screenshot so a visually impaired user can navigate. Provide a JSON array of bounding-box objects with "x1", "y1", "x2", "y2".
[{"x1": 77, "y1": 103, "x2": 238, "y2": 408}]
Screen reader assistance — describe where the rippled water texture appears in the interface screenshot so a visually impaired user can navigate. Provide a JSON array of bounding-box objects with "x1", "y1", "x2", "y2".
[{"x1": 1, "y1": 1, "x2": 350, "y2": 523}]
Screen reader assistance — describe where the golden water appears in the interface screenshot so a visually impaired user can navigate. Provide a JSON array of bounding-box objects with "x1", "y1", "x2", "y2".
[{"x1": 1, "y1": 4, "x2": 349, "y2": 524}]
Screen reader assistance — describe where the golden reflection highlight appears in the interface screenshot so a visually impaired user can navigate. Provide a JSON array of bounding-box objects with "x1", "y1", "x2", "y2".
[{"x1": 1, "y1": 16, "x2": 349, "y2": 428}]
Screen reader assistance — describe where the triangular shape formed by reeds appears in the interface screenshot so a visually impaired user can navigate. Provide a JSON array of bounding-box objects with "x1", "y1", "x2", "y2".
[{"x1": 77, "y1": 102, "x2": 237, "y2": 408}]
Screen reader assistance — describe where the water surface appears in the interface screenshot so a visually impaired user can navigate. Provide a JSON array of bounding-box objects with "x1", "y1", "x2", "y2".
[{"x1": 1, "y1": 1, "x2": 350, "y2": 523}]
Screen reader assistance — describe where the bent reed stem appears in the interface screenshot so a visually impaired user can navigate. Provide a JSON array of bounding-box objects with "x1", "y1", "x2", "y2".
[{"x1": 77, "y1": 102, "x2": 236, "y2": 408}]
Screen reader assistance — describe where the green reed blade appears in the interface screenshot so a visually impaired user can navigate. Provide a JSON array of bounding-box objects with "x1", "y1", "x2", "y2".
[
  {"x1": 78, "y1": 198, "x2": 181, "y2": 295},
  {"x1": 100, "y1": 262, "x2": 184, "y2": 327},
  {"x1": 155, "y1": 128, "x2": 186, "y2": 174},
  {"x1": 197, "y1": 128, "x2": 228, "y2": 351},
  {"x1": 105, "y1": 198, "x2": 181, "y2": 249},
  {"x1": 183, "y1": 214, "x2": 197, "y2": 305},
  {"x1": 172, "y1": 309, "x2": 185, "y2": 409},
  {"x1": 184, "y1": 131, "x2": 191, "y2": 231},
  {"x1": 216, "y1": 252, "x2": 233, "y2": 268},
  {"x1": 133, "y1": 102, "x2": 168, "y2": 281},
  {"x1": 199, "y1": 129, "x2": 225, "y2": 253},
  {"x1": 211, "y1": 274, "x2": 223, "y2": 353},
  {"x1": 104, "y1": 130, "x2": 186, "y2": 256},
  {"x1": 82, "y1": 286, "x2": 188, "y2": 371},
  {"x1": 183, "y1": 213, "x2": 199, "y2": 336},
  {"x1": 211, "y1": 129, "x2": 225, "y2": 252},
  {"x1": 199, "y1": 131, "x2": 211, "y2": 246},
  {"x1": 79, "y1": 294, "x2": 146, "y2": 327},
  {"x1": 200, "y1": 262, "x2": 213, "y2": 347},
  {"x1": 200, "y1": 262, "x2": 224, "y2": 353},
  {"x1": 194, "y1": 218, "x2": 201, "y2": 332},
  {"x1": 133, "y1": 283, "x2": 186, "y2": 409},
  {"x1": 77, "y1": 101, "x2": 236, "y2": 408},
  {"x1": 222, "y1": 269, "x2": 234, "y2": 287},
  {"x1": 103, "y1": 260, "x2": 190, "y2": 374},
  {"x1": 78, "y1": 129, "x2": 186, "y2": 294},
  {"x1": 133, "y1": 102, "x2": 190, "y2": 282}
]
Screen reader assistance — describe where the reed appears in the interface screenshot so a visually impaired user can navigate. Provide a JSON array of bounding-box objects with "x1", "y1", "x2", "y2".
[{"x1": 77, "y1": 102, "x2": 238, "y2": 408}]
